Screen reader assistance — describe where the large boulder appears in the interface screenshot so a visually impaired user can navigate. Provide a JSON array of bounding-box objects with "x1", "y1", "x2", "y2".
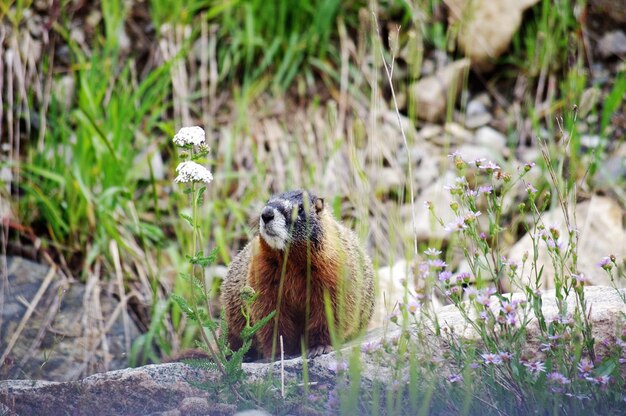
[
  {"x1": 502, "y1": 195, "x2": 626, "y2": 292},
  {"x1": 1, "y1": 257, "x2": 140, "y2": 381},
  {"x1": 444, "y1": 0, "x2": 540, "y2": 71}
]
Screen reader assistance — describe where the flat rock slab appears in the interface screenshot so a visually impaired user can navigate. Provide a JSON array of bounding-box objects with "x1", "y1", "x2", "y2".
[{"x1": 0, "y1": 363, "x2": 213, "y2": 416}]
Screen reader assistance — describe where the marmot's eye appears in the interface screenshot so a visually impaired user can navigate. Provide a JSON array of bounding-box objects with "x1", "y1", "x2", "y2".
[{"x1": 298, "y1": 205, "x2": 304, "y2": 215}]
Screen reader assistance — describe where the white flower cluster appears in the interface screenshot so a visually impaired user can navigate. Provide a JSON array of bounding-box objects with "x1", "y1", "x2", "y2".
[
  {"x1": 174, "y1": 161, "x2": 213, "y2": 184},
  {"x1": 172, "y1": 126, "x2": 206, "y2": 146}
]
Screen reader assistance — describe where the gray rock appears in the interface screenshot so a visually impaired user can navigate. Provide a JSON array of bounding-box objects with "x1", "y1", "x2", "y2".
[
  {"x1": 455, "y1": 144, "x2": 502, "y2": 165},
  {"x1": 0, "y1": 363, "x2": 214, "y2": 416},
  {"x1": 475, "y1": 126, "x2": 507, "y2": 151},
  {"x1": 1, "y1": 257, "x2": 140, "y2": 381},
  {"x1": 436, "y1": 286, "x2": 626, "y2": 356},
  {"x1": 410, "y1": 171, "x2": 457, "y2": 242},
  {"x1": 502, "y1": 196, "x2": 626, "y2": 292},
  {"x1": 580, "y1": 134, "x2": 603, "y2": 149},
  {"x1": 409, "y1": 59, "x2": 471, "y2": 122},
  {"x1": 416, "y1": 124, "x2": 443, "y2": 142},
  {"x1": 444, "y1": 0, "x2": 541, "y2": 71},
  {"x1": 465, "y1": 95, "x2": 493, "y2": 128},
  {"x1": 444, "y1": 122, "x2": 473, "y2": 143},
  {"x1": 598, "y1": 31, "x2": 626, "y2": 58},
  {"x1": 465, "y1": 111, "x2": 492, "y2": 129},
  {"x1": 131, "y1": 144, "x2": 165, "y2": 181}
]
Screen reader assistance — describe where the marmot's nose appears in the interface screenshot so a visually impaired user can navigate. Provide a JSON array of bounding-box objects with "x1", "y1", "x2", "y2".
[{"x1": 261, "y1": 207, "x2": 275, "y2": 224}]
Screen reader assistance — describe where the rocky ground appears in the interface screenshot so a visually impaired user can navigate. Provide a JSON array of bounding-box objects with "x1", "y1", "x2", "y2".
[{"x1": 2, "y1": 286, "x2": 625, "y2": 415}]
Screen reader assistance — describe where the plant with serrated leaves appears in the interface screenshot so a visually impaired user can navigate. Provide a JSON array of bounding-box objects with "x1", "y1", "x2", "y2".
[{"x1": 170, "y1": 126, "x2": 275, "y2": 404}]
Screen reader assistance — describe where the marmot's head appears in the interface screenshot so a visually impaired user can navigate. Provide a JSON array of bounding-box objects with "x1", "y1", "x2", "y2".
[{"x1": 259, "y1": 190, "x2": 325, "y2": 251}]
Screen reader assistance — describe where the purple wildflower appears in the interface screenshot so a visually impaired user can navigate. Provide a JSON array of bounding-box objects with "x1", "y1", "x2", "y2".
[
  {"x1": 457, "y1": 272, "x2": 472, "y2": 283},
  {"x1": 478, "y1": 185, "x2": 493, "y2": 194},
  {"x1": 547, "y1": 372, "x2": 571, "y2": 385},
  {"x1": 597, "y1": 256, "x2": 612, "y2": 271},
  {"x1": 472, "y1": 158, "x2": 486, "y2": 167},
  {"x1": 505, "y1": 313, "x2": 517, "y2": 326},
  {"x1": 361, "y1": 340, "x2": 381, "y2": 354},
  {"x1": 586, "y1": 375, "x2": 611, "y2": 385},
  {"x1": 407, "y1": 299, "x2": 421, "y2": 314},
  {"x1": 428, "y1": 259, "x2": 448, "y2": 269},
  {"x1": 524, "y1": 360, "x2": 546, "y2": 374},
  {"x1": 478, "y1": 161, "x2": 501, "y2": 171},
  {"x1": 481, "y1": 353, "x2": 503, "y2": 365},
  {"x1": 577, "y1": 358, "x2": 594, "y2": 375},
  {"x1": 448, "y1": 374, "x2": 464, "y2": 383},
  {"x1": 438, "y1": 271, "x2": 453, "y2": 282},
  {"x1": 444, "y1": 217, "x2": 468, "y2": 232},
  {"x1": 500, "y1": 300, "x2": 515, "y2": 314},
  {"x1": 572, "y1": 273, "x2": 590, "y2": 283}
]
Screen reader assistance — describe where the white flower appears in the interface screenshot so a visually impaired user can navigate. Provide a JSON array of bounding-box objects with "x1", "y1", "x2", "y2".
[
  {"x1": 174, "y1": 161, "x2": 213, "y2": 184},
  {"x1": 172, "y1": 126, "x2": 206, "y2": 146}
]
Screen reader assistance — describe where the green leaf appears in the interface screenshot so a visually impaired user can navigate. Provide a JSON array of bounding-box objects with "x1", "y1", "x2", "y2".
[
  {"x1": 181, "y1": 358, "x2": 218, "y2": 372},
  {"x1": 180, "y1": 213, "x2": 194, "y2": 227},
  {"x1": 241, "y1": 310, "x2": 275, "y2": 339},
  {"x1": 189, "y1": 248, "x2": 218, "y2": 267},
  {"x1": 196, "y1": 186, "x2": 206, "y2": 206},
  {"x1": 595, "y1": 359, "x2": 616, "y2": 377},
  {"x1": 170, "y1": 293, "x2": 197, "y2": 321}
]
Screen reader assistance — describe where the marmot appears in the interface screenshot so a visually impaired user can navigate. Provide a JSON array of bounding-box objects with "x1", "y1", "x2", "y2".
[{"x1": 221, "y1": 190, "x2": 374, "y2": 359}]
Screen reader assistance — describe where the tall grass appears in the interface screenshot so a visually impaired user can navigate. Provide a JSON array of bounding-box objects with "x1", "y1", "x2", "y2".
[{"x1": 15, "y1": 4, "x2": 171, "y2": 270}]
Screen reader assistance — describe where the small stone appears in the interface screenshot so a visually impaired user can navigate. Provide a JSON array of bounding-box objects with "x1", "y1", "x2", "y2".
[
  {"x1": 417, "y1": 124, "x2": 443, "y2": 141},
  {"x1": 456, "y1": 144, "x2": 502, "y2": 166},
  {"x1": 466, "y1": 99, "x2": 487, "y2": 116},
  {"x1": 580, "y1": 134, "x2": 603, "y2": 149},
  {"x1": 444, "y1": 122, "x2": 473, "y2": 143},
  {"x1": 586, "y1": 113, "x2": 599, "y2": 124},
  {"x1": 465, "y1": 95, "x2": 493, "y2": 128},
  {"x1": 411, "y1": 171, "x2": 457, "y2": 242},
  {"x1": 465, "y1": 113, "x2": 492, "y2": 129},
  {"x1": 421, "y1": 58, "x2": 436, "y2": 76},
  {"x1": 597, "y1": 30, "x2": 626, "y2": 58},
  {"x1": 409, "y1": 59, "x2": 471, "y2": 122},
  {"x1": 475, "y1": 126, "x2": 507, "y2": 151}
]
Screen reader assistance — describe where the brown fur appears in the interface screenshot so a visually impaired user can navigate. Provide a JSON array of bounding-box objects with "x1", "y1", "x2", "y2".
[{"x1": 221, "y1": 204, "x2": 374, "y2": 359}]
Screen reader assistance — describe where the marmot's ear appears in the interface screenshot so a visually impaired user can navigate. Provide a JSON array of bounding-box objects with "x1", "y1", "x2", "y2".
[{"x1": 314, "y1": 197, "x2": 324, "y2": 213}]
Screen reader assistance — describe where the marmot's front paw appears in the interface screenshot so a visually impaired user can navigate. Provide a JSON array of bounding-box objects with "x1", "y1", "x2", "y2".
[{"x1": 308, "y1": 344, "x2": 333, "y2": 358}]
